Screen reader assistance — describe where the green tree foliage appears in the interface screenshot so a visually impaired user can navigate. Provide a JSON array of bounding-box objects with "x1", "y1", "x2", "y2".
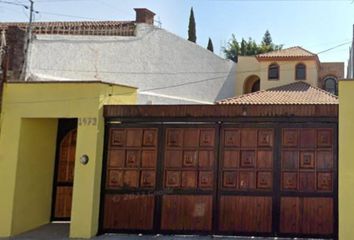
[
  {"x1": 240, "y1": 38, "x2": 247, "y2": 56},
  {"x1": 223, "y1": 34, "x2": 239, "y2": 62},
  {"x1": 223, "y1": 30, "x2": 283, "y2": 62},
  {"x1": 245, "y1": 38, "x2": 259, "y2": 56},
  {"x1": 188, "y1": 7, "x2": 196, "y2": 43},
  {"x1": 207, "y1": 38, "x2": 214, "y2": 52}
]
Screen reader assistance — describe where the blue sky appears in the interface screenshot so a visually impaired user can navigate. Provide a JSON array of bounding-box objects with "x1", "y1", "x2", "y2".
[{"x1": 1, "y1": 0, "x2": 354, "y2": 64}]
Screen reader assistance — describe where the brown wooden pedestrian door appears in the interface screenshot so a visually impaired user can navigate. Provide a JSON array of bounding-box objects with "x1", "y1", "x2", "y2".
[
  {"x1": 100, "y1": 123, "x2": 337, "y2": 238},
  {"x1": 53, "y1": 129, "x2": 77, "y2": 220}
]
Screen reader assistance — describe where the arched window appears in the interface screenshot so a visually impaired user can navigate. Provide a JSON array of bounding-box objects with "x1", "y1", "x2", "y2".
[
  {"x1": 295, "y1": 63, "x2": 306, "y2": 80},
  {"x1": 268, "y1": 63, "x2": 279, "y2": 80},
  {"x1": 324, "y1": 77, "x2": 337, "y2": 95}
]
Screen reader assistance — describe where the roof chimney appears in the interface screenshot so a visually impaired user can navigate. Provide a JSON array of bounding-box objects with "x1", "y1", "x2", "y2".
[{"x1": 134, "y1": 8, "x2": 155, "y2": 25}]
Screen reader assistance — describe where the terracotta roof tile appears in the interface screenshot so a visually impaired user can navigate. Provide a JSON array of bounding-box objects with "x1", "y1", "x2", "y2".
[
  {"x1": 0, "y1": 21, "x2": 134, "y2": 28},
  {"x1": 0, "y1": 21, "x2": 136, "y2": 36},
  {"x1": 216, "y1": 82, "x2": 338, "y2": 105},
  {"x1": 256, "y1": 46, "x2": 316, "y2": 58}
]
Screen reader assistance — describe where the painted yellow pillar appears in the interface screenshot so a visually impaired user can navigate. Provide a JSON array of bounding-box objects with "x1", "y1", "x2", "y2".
[
  {"x1": 69, "y1": 113, "x2": 105, "y2": 238},
  {"x1": 339, "y1": 80, "x2": 354, "y2": 239}
]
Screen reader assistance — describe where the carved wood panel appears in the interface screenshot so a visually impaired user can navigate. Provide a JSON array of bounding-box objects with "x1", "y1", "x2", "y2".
[
  {"x1": 160, "y1": 127, "x2": 216, "y2": 233},
  {"x1": 106, "y1": 128, "x2": 158, "y2": 189},
  {"x1": 163, "y1": 127, "x2": 216, "y2": 190},
  {"x1": 280, "y1": 127, "x2": 335, "y2": 237},
  {"x1": 103, "y1": 127, "x2": 158, "y2": 232},
  {"x1": 281, "y1": 128, "x2": 334, "y2": 193},
  {"x1": 220, "y1": 128, "x2": 274, "y2": 191},
  {"x1": 218, "y1": 127, "x2": 274, "y2": 235}
]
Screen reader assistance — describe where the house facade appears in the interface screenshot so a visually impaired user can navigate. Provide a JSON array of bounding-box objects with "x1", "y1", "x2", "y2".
[
  {"x1": 0, "y1": 8, "x2": 236, "y2": 239},
  {"x1": 235, "y1": 46, "x2": 344, "y2": 96},
  {"x1": 0, "y1": 7, "x2": 351, "y2": 240}
]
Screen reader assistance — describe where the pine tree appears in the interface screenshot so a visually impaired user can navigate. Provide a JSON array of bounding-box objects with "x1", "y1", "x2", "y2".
[
  {"x1": 207, "y1": 38, "x2": 214, "y2": 52},
  {"x1": 262, "y1": 30, "x2": 272, "y2": 46},
  {"x1": 188, "y1": 7, "x2": 196, "y2": 43},
  {"x1": 260, "y1": 30, "x2": 283, "y2": 52}
]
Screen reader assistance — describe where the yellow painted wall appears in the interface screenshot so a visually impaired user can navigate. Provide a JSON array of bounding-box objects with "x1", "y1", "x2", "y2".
[
  {"x1": 0, "y1": 117, "x2": 21, "y2": 236},
  {"x1": 235, "y1": 56, "x2": 261, "y2": 96},
  {"x1": 0, "y1": 82, "x2": 136, "y2": 238},
  {"x1": 70, "y1": 115, "x2": 105, "y2": 238},
  {"x1": 236, "y1": 57, "x2": 319, "y2": 96},
  {"x1": 338, "y1": 80, "x2": 354, "y2": 239},
  {"x1": 260, "y1": 60, "x2": 318, "y2": 90},
  {"x1": 12, "y1": 118, "x2": 58, "y2": 234}
]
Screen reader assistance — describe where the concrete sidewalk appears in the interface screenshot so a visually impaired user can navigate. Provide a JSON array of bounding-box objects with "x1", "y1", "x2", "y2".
[{"x1": 1, "y1": 224, "x2": 325, "y2": 240}]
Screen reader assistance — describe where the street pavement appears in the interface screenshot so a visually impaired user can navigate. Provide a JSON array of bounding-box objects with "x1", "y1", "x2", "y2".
[{"x1": 0, "y1": 224, "x2": 327, "y2": 240}]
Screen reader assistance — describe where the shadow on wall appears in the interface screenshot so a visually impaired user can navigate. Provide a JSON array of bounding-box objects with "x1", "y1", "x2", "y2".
[{"x1": 215, "y1": 64, "x2": 237, "y2": 102}]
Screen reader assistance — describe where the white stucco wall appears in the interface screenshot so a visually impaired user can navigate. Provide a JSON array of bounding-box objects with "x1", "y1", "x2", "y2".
[{"x1": 26, "y1": 24, "x2": 236, "y2": 104}]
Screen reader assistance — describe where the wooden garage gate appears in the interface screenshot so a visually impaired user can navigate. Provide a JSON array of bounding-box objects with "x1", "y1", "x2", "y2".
[{"x1": 99, "y1": 105, "x2": 337, "y2": 239}]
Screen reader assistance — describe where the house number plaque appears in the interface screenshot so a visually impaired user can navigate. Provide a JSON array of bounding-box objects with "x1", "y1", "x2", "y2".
[{"x1": 78, "y1": 118, "x2": 97, "y2": 126}]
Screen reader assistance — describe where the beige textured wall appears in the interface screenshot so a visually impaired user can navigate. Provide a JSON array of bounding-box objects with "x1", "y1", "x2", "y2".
[
  {"x1": 235, "y1": 56, "x2": 261, "y2": 96},
  {"x1": 236, "y1": 57, "x2": 319, "y2": 96},
  {"x1": 260, "y1": 60, "x2": 319, "y2": 90}
]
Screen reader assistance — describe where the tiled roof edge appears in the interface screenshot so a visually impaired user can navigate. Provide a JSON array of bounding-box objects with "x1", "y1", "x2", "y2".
[
  {"x1": 256, "y1": 46, "x2": 317, "y2": 58},
  {"x1": 216, "y1": 81, "x2": 338, "y2": 105}
]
